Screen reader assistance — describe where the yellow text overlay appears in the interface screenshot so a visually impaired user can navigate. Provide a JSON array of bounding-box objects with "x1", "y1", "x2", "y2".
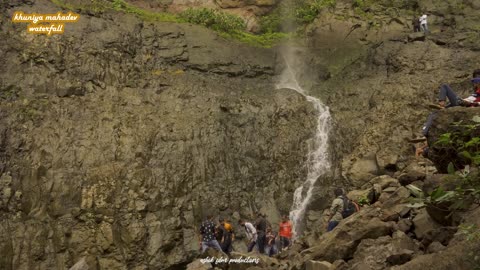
[{"x1": 12, "y1": 11, "x2": 79, "y2": 36}]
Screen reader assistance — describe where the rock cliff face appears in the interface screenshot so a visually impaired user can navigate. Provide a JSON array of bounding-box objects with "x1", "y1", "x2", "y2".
[
  {"x1": 1, "y1": 0, "x2": 480, "y2": 269},
  {"x1": 0, "y1": 1, "x2": 317, "y2": 269}
]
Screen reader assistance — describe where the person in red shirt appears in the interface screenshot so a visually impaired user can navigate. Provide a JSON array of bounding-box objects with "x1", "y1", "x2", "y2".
[{"x1": 279, "y1": 215, "x2": 292, "y2": 251}]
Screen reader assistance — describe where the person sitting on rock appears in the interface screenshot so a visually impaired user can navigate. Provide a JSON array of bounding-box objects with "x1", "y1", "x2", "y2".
[
  {"x1": 326, "y1": 188, "x2": 344, "y2": 232},
  {"x1": 422, "y1": 71, "x2": 480, "y2": 137},
  {"x1": 199, "y1": 214, "x2": 223, "y2": 253},
  {"x1": 239, "y1": 219, "x2": 257, "y2": 252}
]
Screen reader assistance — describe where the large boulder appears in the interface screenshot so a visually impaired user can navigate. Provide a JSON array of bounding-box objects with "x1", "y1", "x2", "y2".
[
  {"x1": 348, "y1": 231, "x2": 420, "y2": 269},
  {"x1": 412, "y1": 209, "x2": 442, "y2": 240},
  {"x1": 390, "y1": 240, "x2": 480, "y2": 270},
  {"x1": 301, "y1": 207, "x2": 394, "y2": 263}
]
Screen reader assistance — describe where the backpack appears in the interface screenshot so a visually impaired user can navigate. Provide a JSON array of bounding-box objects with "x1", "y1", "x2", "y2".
[{"x1": 341, "y1": 196, "x2": 358, "y2": 218}]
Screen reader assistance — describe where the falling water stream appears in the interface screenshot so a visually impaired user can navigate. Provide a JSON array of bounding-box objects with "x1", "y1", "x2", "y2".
[{"x1": 276, "y1": 51, "x2": 331, "y2": 239}]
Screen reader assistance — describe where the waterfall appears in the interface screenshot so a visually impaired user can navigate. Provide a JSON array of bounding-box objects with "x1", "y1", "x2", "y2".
[{"x1": 276, "y1": 50, "x2": 331, "y2": 239}]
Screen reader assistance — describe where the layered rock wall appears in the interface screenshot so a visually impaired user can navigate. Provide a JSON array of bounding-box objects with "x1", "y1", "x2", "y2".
[{"x1": 0, "y1": 1, "x2": 316, "y2": 269}]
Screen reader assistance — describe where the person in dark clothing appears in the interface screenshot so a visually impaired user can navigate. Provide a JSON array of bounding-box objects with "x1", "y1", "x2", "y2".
[
  {"x1": 254, "y1": 212, "x2": 267, "y2": 254},
  {"x1": 422, "y1": 74, "x2": 480, "y2": 137},
  {"x1": 417, "y1": 70, "x2": 480, "y2": 158},
  {"x1": 265, "y1": 227, "x2": 277, "y2": 256},
  {"x1": 412, "y1": 16, "x2": 421, "y2": 32},
  {"x1": 219, "y1": 218, "x2": 234, "y2": 254},
  {"x1": 199, "y1": 214, "x2": 223, "y2": 253},
  {"x1": 215, "y1": 223, "x2": 226, "y2": 246},
  {"x1": 326, "y1": 188, "x2": 344, "y2": 232}
]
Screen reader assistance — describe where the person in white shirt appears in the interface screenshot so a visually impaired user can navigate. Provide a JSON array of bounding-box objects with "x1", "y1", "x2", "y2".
[
  {"x1": 419, "y1": 14, "x2": 428, "y2": 33},
  {"x1": 239, "y1": 219, "x2": 257, "y2": 252}
]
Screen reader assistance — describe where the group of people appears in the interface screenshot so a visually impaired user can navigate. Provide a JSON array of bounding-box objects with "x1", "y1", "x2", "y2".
[
  {"x1": 199, "y1": 215, "x2": 235, "y2": 254},
  {"x1": 199, "y1": 213, "x2": 293, "y2": 257},
  {"x1": 238, "y1": 213, "x2": 292, "y2": 256},
  {"x1": 412, "y1": 13, "x2": 428, "y2": 33}
]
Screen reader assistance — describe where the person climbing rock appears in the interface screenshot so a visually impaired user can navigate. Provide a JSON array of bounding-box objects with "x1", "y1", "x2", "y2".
[
  {"x1": 422, "y1": 73, "x2": 480, "y2": 137},
  {"x1": 220, "y1": 218, "x2": 234, "y2": 254},
  {"x1": 215, "y1": 221, "x2": 226, "y2": 249},
  {"x1": 199, "y1": 214, "x2": 223, "y2": 253},
  {"x1": 239, "y1": 219, "x2": 257, "y2": 252},
  {"x1": 264, "y1": 227, "x2": 277, "y2": 256},
  {"x1": 279, "y1": 215, "x2": 292, "y2": 251},
  {"x1": 326, "y1": 188, "x2": 344, "y2": 232},
  {"x1": 419, "y1": 13, "x2": 428, "y2": 33},
  {"x1": 415, "y1": 141, "x2": 429, "y2": 159},
  {"x1": 254, "y1": 212, "x2": 267, "y2": 254},
  {"x1": 412, "y1": 16, "x2": 421, "y2": 32}
]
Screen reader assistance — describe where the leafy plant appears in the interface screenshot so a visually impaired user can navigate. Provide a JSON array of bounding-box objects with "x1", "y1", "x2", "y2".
[
  {"x1": 259, "y1": 12, "x2": 283, "y2": 34},
  {"x1": 111, "y1": 0, "x2": 179, "y2": 22},
  {"x1": 412, "y1": 168, "x2": 480, "y2": 215},
  {"x1": 434, "y1": 118, "x2": 480, "y2": 168},
  {"x1": 459, "y1": 224, "x2": 480, "y2": 270},
  {"x1": 294, "y1": 0, "x2": 336, "y2": 24},
  {"x1": 357, "y1": 195, "x2": 370, "y2": 206}
]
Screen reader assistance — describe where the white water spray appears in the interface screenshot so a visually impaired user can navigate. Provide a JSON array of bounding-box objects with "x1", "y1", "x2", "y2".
[{"x1": 276, "y1": 51, "x2": 331, "y2": 239}]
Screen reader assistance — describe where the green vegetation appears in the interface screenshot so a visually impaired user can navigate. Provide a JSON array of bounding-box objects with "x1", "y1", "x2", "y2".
[
  {"x1": 179, "y1": 8, "x2": 245, "y2": 34},
  {"x1": 112, "y1": 0, "x2": 178, "y2": 22},
  {"x1": 357, "y1": 195, "x2": 370, "y2": 206},
  {"x1": 459, "y1": 222, "x2": 480, "y2": 269},
  {"x1": 258, "y1": 0, "x2": 336, "y2": 33},
  {"x1": 50, "y1": 0, "x2": 287, "y2": 47},
  {"x1": 294, "y1": 0, "x2": 336, "y2": 24},
  {"x1": 259, "y1": 12, "x2": 283, "y2": 34},
  {"x1": 410, "y1": 117, "x2": 480, "y2": 216},
  {"x1": 222, "y1": 31, "x2": 290, "y2": 48},
  {"x1": 435, "y1": 118, "x2": 480, "y2": 167}
]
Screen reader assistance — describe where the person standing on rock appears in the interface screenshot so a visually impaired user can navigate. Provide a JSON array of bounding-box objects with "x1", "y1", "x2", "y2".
[
  {"x1": 199, "y1": 214, "x2": 223, "y2": 253},
  {"x1": 220, "y1": 218, "x2": 234, "y2": 254},
  {"x1": 254, "y1": 212, "x2": 267, "y2": 254},
  {"x1": 264, "y1": 227, "x2": 277, "y2": 256},
  {"x1": 419, "y1": 13, "x2": 428, "y2": 33},
  {"x1": 279, "y1": 215, "x2": 292, "y2": 251},
  {"x1": 412, "y1": 16, "x2": 421, "y2": 32},
  {"x1": 326, "y1": 188, "x2": 344, "y2": 232},
  {"x1": 239, "y1": 219, "x2": 257, "y2": 252}
]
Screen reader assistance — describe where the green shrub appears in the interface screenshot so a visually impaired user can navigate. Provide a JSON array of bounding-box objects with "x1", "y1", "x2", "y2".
[
  {"x1": 180, "y1": 8, "x2": 246, "y2": 34},
  {"x1": 294, "y1": 0, "x2": 336, "y2": 24},
  {"x1": 357, "y1": 195, "x2": 370, "y2": 206},
  {"x1": 259, "y1": 12, "x2": 283, "y2": 33},
  {"x1": 112, "y1": 0, "x2": 179, "y2": 22},
  {"x1": 434, "y1": 118, "x2": 480, "y2": 168},
  {"x1": 225, "y1": 31, "x2": 290, "y2": 47}
]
